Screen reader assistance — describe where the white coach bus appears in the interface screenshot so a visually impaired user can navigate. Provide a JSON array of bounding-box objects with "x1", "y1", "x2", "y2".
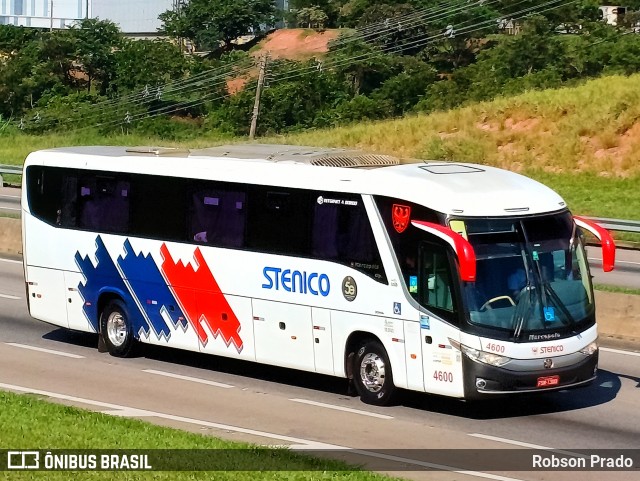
[{"x1": 21, "y1": 144, "x2": 616, "y2": 405}]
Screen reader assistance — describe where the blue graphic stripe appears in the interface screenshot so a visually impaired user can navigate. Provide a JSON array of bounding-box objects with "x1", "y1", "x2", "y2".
[
  {"x1": 117, "y1": 239, "x2": 188, "y2": 339},
  {"x1": 75, "y1": 236, "x2": 133, "y2": 332}
]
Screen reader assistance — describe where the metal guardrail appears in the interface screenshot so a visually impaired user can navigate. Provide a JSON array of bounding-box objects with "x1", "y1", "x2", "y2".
[
  {"x1": 0, "y1": 164, "x2": 22, "y2": 185},
  {"x1": 0, "y1": 164, "x2": 22, "y2": 175},
  {"x1": 581, "y1": 217, "x2": 640, "y2": 234}
]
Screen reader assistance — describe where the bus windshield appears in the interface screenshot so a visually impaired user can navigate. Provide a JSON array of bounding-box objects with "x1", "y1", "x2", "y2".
[{"x1": 453, "y1": 212, "x2": 594, "y2": 341}]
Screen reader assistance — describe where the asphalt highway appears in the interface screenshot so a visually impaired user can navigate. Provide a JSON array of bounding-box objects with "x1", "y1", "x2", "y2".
[
  {"x1": 0, "y1": 258, "x2": 638, "y2": 481},
  {"x1": 0, "y1": 186, "x2": 20, "y2": 216}
]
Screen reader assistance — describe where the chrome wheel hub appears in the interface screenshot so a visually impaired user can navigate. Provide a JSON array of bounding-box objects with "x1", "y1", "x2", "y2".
[
  {"x1": 106, "y1": 312, "x2": 127, "y2": 347},
  {"x1": 359, "y1": 353, "x2": 386, "y2": 393}
]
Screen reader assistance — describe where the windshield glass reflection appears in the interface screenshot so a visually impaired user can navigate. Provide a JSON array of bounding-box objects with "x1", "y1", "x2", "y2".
[{"x1": 458, "y1": 213, "x2": 593, "y2": 340}]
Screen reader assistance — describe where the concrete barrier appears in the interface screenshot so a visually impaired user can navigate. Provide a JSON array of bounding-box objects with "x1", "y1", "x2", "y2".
[
  {"x1": 0, "y1": 217, "x2": 638, "y2": 347},
  {"x1": 595, "y1": 291, "x2": 640, "y2": 348},
  {"x1": 0, "y1": 217, "x2": 21, "y2": 257}
]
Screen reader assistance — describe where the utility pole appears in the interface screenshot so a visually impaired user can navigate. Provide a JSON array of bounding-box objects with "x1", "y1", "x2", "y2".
[
  {"x1": 49, "y1": 0, "x2": 53, "y2": 32},
  {"x1": 249, "y1": 54, "x2": 268, "y2": 140}
]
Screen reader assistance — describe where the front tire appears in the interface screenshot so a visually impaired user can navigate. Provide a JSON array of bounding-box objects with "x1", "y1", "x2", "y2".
[
  {"x1": 100, "y1": 299, "x2": 135, "y2": 357},
  {"x1": 353, "y1": 339, "x2": 395, "y2": 406}
]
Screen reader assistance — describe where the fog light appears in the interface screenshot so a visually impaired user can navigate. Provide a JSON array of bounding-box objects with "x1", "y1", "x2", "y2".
[{"x1": 476, "y1": 378, "x2": 487, "y2": 390}]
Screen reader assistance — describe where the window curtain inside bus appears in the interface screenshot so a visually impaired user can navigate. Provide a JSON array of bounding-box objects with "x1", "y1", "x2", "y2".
[
  {"x1": 189, "y1": 189, "x2": 246, "y2": 248},
  {"x1": 78, "y1": 177, "x2": 130, "y2": 233},
  {"x1": 312, "y1": 202, "x2": 378, "y2": 265}
]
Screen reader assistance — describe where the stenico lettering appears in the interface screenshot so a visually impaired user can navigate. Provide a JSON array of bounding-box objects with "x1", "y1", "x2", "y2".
[
  {"x1": 262, "y1": 267, "x2": 330, "y2": 296},
  {"x1": 540, "y1": 345, "x2": 564, "y2": 354}
]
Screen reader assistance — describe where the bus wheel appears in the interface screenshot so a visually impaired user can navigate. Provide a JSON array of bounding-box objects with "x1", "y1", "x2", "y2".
[
  {"x1": 353, "y1": 340, "x2": 395, "y2": 406},
  {"x1": 100, "y1": 299, "x2": 135, "y2": 357}
]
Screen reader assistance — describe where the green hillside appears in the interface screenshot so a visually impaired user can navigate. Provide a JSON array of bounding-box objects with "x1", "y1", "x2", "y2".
[
  {"x1": 278, "y1": 73, "x2": 640, "y2": 220},
  {"x1": 2, "y1": 73, "x2": 639, "y2": 221}
]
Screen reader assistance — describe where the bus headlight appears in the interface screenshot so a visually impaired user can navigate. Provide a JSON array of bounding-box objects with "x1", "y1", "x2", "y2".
[
  {"x1": 579, "y1": 340, "x2": 598, "y2": 356},
  {"x1": 449, "y1": 339, "x2": 512, "y2": 367}
]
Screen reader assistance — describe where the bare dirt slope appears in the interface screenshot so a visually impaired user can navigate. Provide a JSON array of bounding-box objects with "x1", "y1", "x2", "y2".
[
  {"x1": 228, "y1": 29, "x2": 339, "y2": 93},
  {"x1": 257, "y1": 29, "x2": 339, "y2": 60}
]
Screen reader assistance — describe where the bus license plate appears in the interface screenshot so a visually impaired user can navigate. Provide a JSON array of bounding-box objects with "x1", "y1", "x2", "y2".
[{"x1": 537, "y1": 375, "x2": 560, "y2": 388}]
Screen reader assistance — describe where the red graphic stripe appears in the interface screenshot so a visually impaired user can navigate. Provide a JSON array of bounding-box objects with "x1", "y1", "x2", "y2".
[{"x1": 160, "y1": 244, "x2": 243, "y2": 352}]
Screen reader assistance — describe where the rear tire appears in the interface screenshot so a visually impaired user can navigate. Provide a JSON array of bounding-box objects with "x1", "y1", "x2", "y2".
[
  {"x1": 353, "y1": 339, "x2": 395, "y2": 406},
  {"x1": 100, "y1": 299, "x2": 135, "y2": 357}
]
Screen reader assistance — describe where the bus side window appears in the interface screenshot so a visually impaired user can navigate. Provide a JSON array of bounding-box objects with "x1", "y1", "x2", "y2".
[
  {"x1": 246, "y1": 187, "x2": 311, "y2": 256},
  {"x1": 420, "y1": 242, "x2": 457, "y2": 320},
  {"x1": 189, "y1": 186, "x2": 246, "y2": 248},
  {"x1": 312, "y1": 193, "x2": 386, "y2": 283},
  {"x1": 78, "y1": 176, "x2": 130, "y2": 233},
  {"x1": 59, "y1": 174, "x2": 78, "y2": 227}
]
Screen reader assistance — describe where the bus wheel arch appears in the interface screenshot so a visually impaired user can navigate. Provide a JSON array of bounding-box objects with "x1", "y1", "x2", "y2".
[
  {"x1": 345, "y1": 332, "x2": 396, "y2": 406},
  {"x1": 98, "y1": 295, "x2": 136, "y2": 358}
]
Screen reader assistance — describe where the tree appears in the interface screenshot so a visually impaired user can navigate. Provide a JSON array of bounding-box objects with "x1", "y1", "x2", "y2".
[
  {"x1": 159, "y1": 0, "x2": 276, "y2": 53},
  {"x1": 290, "y1": 0, "x2": 341, "y2": 27},
  {"x1": 296, "y1": 7, "x2": 329, "y2": 29},
  {"x1": 0, "y1": 32, "x2": 77, "y2": 119},
  {"x1": 68, "y1": 19, "x2": 123, "y2": 95},
  {"x1": 113, "y1": 39, "x2": 192, "y2": 93},
  {"x1": 0, "y1": 25, "x2": 42, "y2": 54}
]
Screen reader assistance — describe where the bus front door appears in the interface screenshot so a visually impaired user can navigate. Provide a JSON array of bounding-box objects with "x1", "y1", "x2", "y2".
[{"x1": 418, "y1": 241, "x2": 465, "y2": 397}]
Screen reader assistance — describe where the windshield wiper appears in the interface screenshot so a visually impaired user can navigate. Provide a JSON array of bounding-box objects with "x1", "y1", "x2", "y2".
[{"x1": 512, "y1": 285, "x2": 533, "y2": 340}]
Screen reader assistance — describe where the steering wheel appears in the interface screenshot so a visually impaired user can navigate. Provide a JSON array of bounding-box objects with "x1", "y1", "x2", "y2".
[{"x1": 480, "y1": 295, "x2": 516, "y2": 311}]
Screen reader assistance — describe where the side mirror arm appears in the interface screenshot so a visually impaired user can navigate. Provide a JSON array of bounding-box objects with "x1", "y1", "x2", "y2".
[
  {"x1": 574, "y1": 216, "x2": 616, "y2": 272},
  {"x1": 411, "y1": 220, "x2": 476, "y2": 282}
]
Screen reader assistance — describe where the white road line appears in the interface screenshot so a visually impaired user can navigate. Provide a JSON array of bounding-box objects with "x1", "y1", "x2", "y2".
[
  {"x1": 0, "y1": 258, "x2": 22, "y2": 264},
  {"x1": 290, "y1": 398, "x2": 393, "y2": 419},
  {"x1": 0, "y1": 381, "x2": 525, "y2": 481},
  {"x1": 0, "y1": 293, "x2": 20, "y2": 300},
  {"x1": 0, "y1": 206, "x2": 20, "y2": 211},
  {"x1": 588, "y1": 257, "x2": 640, "y2": 266},
  {"x1": 469, "y1": 433, "x2": 552, "y2": 450},
  {"x1": 5, "y1": 343, "x2": 85, "y2": 359},
  {"x1": 142, "y1": 369, "x2": 234, "y2": 389},
  {"x1": 0, "y1": 195, "x2": 20, "y2": 199},
  {"x1": 600, "y1": 347, "x2": 640, "y2": 357},
  {"x1": 468, "y1": 434, "x2": 587, "y2": 459}
]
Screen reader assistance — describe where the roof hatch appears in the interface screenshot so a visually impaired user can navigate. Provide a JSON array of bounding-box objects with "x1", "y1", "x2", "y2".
[{"x1": 420, "y1": 164, "x2": 485, "y2": 174}]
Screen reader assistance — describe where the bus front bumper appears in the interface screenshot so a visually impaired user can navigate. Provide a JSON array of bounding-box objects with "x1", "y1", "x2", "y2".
[{"x1": 462, "y1": 351, "x2": 598, "y2": 399}]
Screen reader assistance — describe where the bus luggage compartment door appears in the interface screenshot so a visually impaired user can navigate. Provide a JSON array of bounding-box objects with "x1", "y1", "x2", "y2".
[
  {"x1": 26, "y1": 266, "x2": 69, "y2": 328},
  {"x1": 252, "y1": 299, "x2": 315, "y2": 371},
  {"x1": 311, "y1": 307, "x2": 334, "y2": 376}
]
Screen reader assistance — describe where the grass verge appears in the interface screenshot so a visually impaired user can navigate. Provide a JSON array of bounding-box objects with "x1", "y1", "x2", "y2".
[
  {"x1": 594, "y1": 284, "x2": 640, "y2": 296},
  {"x1": 0, "y1": 390, "x2": 394, "y2": 480}
]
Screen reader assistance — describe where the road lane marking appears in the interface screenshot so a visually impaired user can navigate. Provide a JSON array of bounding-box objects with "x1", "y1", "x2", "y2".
[
  {"x1": 600, "y1": 347, "x2": 640, "y2": 357},
  {"x1": 5, "y1": 343, "x2": 85, "y2": 359},
  {"x1": 290, "y1": 398, "x2": 393, "y2": 419},
  {"x1": 469, "y1": 434, "x2": 587, "y2": 459},
  {"x1": 142, "y1": 369, "x2": 234, "y2": 389},
  {"x1": 588, "y1": 257, "x2": 640, "y2": 266},
  {"x1": 0, "y1": 381, "x2": 525, "y2": 481},
  {"x1": 0, "y1": 293, "x2": 20, "y2": 300},
  {"x1": 0, "y1": 195, "x2": 20, "y2": 199},
  {"x1": 0, "y1": 258, "x2": 22, "y2": 265},
  {"x1": 469, "y1": 433, "x2": 551, "y2": 450},
  {"x1": 0, "y1": 206, "x2": 20, "y2": 211}
]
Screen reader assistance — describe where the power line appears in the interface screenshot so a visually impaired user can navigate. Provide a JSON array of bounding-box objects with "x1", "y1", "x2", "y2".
[{"x1": 13, "y1": 0, "x2": 586, "y2": 133}]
